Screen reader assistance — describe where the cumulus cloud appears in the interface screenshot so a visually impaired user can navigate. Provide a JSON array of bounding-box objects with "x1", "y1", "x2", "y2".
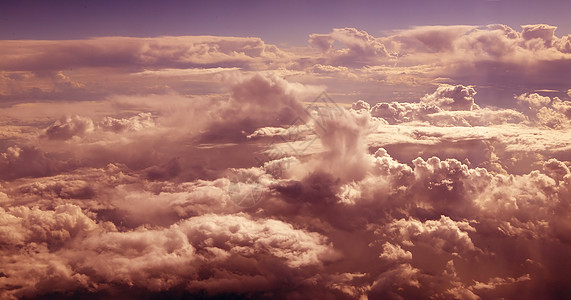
[
  {"x1": 426, "y1": 108, "x2": 526, "y2": 126},
  {"x1": 0, "y1": 145, "x2": 58, "y2": 180},
  {"x1": 2, "y1": 24, "x2": 571, "y2": 298},
  {"x1": 0, "y1": 204, "x2": 97, "y2": 247},
  {"x1": 302, "y1": 24, "x2": 571, "y2": 105},
  {"x1": 197, "y1": 72, "x2": 322, "y2": 143},
  {"x1": 370, "y1": 101, "x2": 441, "y2": 124},
  {"x1": 353, "y1": 84, "x2": 524, "y2": 127},
  {"x1": 99, "y1": 112, "x2": 155, "y2": 133},
  {"x1": 2, "y1": 91, "x2": 570, "y2": 299},
  {"x1": 390, "y1": 25, "x2": 476, "y2": 53},
  {"x1": 0, "y1": 209, "x2": 337, "y2": 298},
  {"x1": 309, "y1": 27, "x2": 391, "y2": 67},
  {"x1": 42, "y1": 115, "x2": 94, "y2": 140},
  {"x1": 379, "y1": 242, "x2": 412, "y2": 262},
  {"x1": 516, "y1": 93, "x2": 571, "y2": 128},
  {"x1": 421, "y1": 84, "x2": 478, "y2": 111},
  {"x1": 383, "y1": 216, "x2": 478, "y2": 255},
  {"x1": 516, "y1": 92, "x2": 551, "y2": 111},
  {"x1": 521, "y1": 24, "x2": 557, "y2": 47}
]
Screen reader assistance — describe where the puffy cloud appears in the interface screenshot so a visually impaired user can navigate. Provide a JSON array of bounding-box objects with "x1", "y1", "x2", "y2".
[
  {"x1": 0, "y1": 36, "x2": 298, "y2": 103},
  {"x1": 246, "y1": 126, "x2": 289, "y2": 139},
  {"x1": 350, "y1": 100, "x2": 370, "y2": 112},
  {"x1": 421, "y1": 84, "x2": 478, "y2": 111},
  {"x1": 379, "y1": 242, "x2": 412, "y2": 262},
  {"x1": 555, "y1": 35, "x2": 571, "y2": 53},
  {"x1": 309, "y1": 27, "x2": 391, "y2": 67},
  {"x1": 426, "y1": 108, "x2": 526, "y2": 126},
  {"x1": 368, "y1": 263, "x2": 421, "y2": 298},
  {"x1": 42, "y1": 115, "x2": 94, "y2": 140},
  {"x1": 2, "y1": 108, "x2": 570, "y2": 299},
  {"x1": 40, "y1": 112, "x2": 154, "y2": 142},
  {"x1": 543, "y1": 158, "x2": 570, "y2": 183},
  {"x1": 302, "y1": 24, "x2": 571, "y2": 105},
  {"x1": 521, "y1": 24, "x2": 557, "y2": 47},
  {"x1": 359, "y1": 85, "x2": 524, "y2": 127},
  {"x1": 2, "y1": 25, "x2": 571, "y2": 298},
  {"x1": 382, "y1": 216, "x2": 478, "y2": 255},
  {"x1": 370, "y1": 101, "x2": 441, "y2": 124},
  {"x1": 516, "y1": 92, "x2": 551, "y2": 110},
  {"x1": 199, "y1": 72, "x2": 321, "y2": 142},
  {"x1": 99, "y1": 112, "x2": 155, "y2": 133},
  {"x1": 0, "y1": 204, "x2": 97, "y2": 247},
  {"x1": 516, "y1": 93, "x2": 571, "y2": 128},
  {"x1": 300, "y1": 108, "x2": 376, "y2": 184},
  {"x1": 0, "y1": 211, "x2": 337, "y2": 298},
  {"x1": 16, "y1": 179, "x2": 95, "y2": 201},
  {"x1": 552, "y1": 97, "x2": 571, "y2": 119},
  {"x1": 0, "y1": 145, "x2": 58, "y2": 180},
  {"x1": 390, "y1": 25, "x2": 476, "y2": 53}
]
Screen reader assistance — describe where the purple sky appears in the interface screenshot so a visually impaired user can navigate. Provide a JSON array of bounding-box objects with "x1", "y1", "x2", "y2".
[{"x1": 2, "y1": 0, "x2": 571, "y2": 44}]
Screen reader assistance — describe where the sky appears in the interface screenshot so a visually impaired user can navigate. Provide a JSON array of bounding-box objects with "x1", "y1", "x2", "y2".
[
  {"x1": 2, "y1": 0, "x2": 571, "y2": 43},
  {"x1": 1, "y1": 1, "x2": 571, "y2": 299}
]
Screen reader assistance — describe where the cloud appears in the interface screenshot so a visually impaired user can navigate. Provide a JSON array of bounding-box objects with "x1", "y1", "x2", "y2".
[
  {"x1": 521, "y1": 24, "x2": 557, "y2": 47},
  {"x1": 379, "y1": 242, "x2": 412, "y2": 262},
  {"x1": 2, "y1": 24, "x2": 571, "y2": 107},
  {"x1": 198, "y1": 72, "x2": 322, "y2": 142},
  {"x1": 370, "y1": 101, "x2": 441, "y2": 124},
  {"x1": 0, "y1": 36, "x2": 290, "y2": 72},
  {"x1": 555, "y1": 35, "x2": 571, "y2": 53},
  {"x1": 2, "y1": 26, "x2": 571, "y2": 298},
  {"x1": 0, "y1": 204, "x2": 97, "y2": 247},
  {"x1": 383, "y1": 216, "x2": 478, "y2": 255},
  {"x1": 426, "y1": 108, "x2": 525, "y2": 126},
  {"x1": 0, "y1": 211, "x2": 337, "y2": 298},
  {"x1": 516, "y1": 92, "x2": 551, "y2": 110},
  {"x1": 390, "y1": 25, "x2": 476, "y2": 53},
  {"x1": 421, "y1": 84, "x2": 478, "y2": 111},
  {"x1": 2, "y1": 104, "x2": 570, "y2": 299},
  {"x1": 356, "y1": 85, "x2": 524, "y2": 127},
  {"x1": 0, "y1": 145, "x2": 58, "y2": 180},
  {"x1": 99, "y1": 112, "x2": 155, "y2": 133},
  {"x1": 309, "y1": 28, "x2": 391, "y2": 67},
  {"x1": 302, "y1": 24, "x2": 571, "y2": 106},
  {"x1": 516, "y1": 93, "x2": 571, "y2": 128},
  {"x1": 42, "y1": 115, "x2": 94, "y2": 140}
]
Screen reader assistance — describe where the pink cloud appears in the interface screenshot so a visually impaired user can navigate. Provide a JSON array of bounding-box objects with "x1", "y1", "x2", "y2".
[
  {"x1": 0, "y1": 36, "x2": 289, "y2": 72},
  {"x1": 1, "y1": 29, "x2": 571, "y2": 298}
]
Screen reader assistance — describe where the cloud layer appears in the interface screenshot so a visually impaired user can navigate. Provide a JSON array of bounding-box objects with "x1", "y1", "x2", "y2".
[{"x1": 1, "y1": 24, "x2": 571, "y2": 299}]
